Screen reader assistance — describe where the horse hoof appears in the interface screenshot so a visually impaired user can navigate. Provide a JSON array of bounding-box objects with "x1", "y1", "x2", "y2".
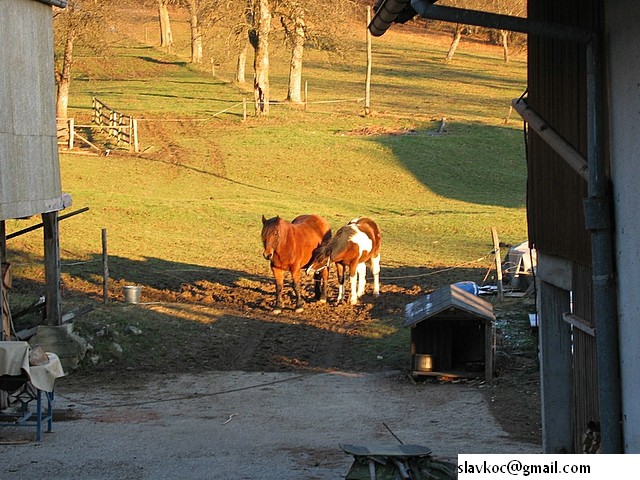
[
  {"x1": 295, "y1": 307, "x2": 304, "y2": 313},
  {"x1": 272, "y1": 308, "x2": 282, "y2": 315}
]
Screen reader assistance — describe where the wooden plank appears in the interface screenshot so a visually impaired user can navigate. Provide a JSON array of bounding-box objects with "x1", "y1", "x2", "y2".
[
  {"x1": 539, "y1": 280, "x2": 573, "y2": 453},
  {"x1": 563, "y1": 312, "x2": 595, "y2": 336}
]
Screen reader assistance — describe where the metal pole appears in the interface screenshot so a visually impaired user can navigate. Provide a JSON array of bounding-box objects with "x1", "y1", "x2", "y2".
[{"x1": 585, "y1": 38, "x2": 622, "y2": 453}]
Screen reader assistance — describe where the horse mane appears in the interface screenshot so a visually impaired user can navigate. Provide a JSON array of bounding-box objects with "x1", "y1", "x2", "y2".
[
  {"x1": 316, "y1": 224, "x2": 356, "y2": 261},
  {"x1": 261, "y1": 215, "x2": 284, "y2": 236}
]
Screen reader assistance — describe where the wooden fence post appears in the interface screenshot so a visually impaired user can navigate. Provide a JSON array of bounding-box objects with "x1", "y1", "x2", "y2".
[
  {"x1": 102, "y1": 228, "x2": 109, "y2": 304},
  {"x1": 68, "y1": 118, "x2": 74, "y2": 149},
  {"x1": 109, "y1": 111, "x2": 117, "y2": 138},
  {"x1": 132, "y1": 118, "x2": 139, "y2": 152},
  {"x1": 491, "y1": 227, "x2": 504, "y2": 301}
]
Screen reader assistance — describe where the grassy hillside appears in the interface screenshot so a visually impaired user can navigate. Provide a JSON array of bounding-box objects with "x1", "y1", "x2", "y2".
[{"x1": 6, "y1": 5, "x2": 528, "y2": 304}]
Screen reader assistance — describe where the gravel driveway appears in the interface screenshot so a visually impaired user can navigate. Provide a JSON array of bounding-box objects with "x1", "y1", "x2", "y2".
[{"x1": 0, "y1": 370, "x2": 540, "y2": 479}]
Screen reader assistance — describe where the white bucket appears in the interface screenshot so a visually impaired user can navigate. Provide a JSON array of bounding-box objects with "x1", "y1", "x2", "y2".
[{"x1": 123, "y1": 285, "x2": 142, "y2": 304}]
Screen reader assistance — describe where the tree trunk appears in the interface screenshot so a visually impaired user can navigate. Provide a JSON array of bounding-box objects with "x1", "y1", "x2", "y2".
[
  {"x1": 253, "y1": 0, "x2": 271, "y2": 116},
  {"x1": 56, "y1": 29, "x2": 76, "y2": 119},
  {"x1": 445, "y1": 24, "x2": 462, "y2": 62},
  {"x1": 187, "y1": 0, "x2": 203, "y2": 63},
  {"x1": 286, "y1": 12, "x2": 305, "y2": 103},
  {"x1": 501, "y1": 29, "x2": 510, "y2": 63},
  {"x1": 235, "y1": 43, "x2": 248, "y2": 84},
  {"x1": 158, "y1": 0, "x2": 174, "y2": 47}
]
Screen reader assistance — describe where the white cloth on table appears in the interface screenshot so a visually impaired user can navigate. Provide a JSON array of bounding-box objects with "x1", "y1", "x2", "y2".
[{"x1": 0, "y1": 341, "x2": 65, "y2": 392}]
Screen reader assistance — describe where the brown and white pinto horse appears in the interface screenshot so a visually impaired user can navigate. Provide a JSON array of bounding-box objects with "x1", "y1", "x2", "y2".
[
  {"x1": 306, "y1": 217, "x2": 381, "y2": 305},
  {"x1": 261, "y1": 214, "x2": 332, "y2": 314}
]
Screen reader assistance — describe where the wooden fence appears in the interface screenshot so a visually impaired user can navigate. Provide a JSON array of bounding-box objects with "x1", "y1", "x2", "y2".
[
  {"x1": 56, "y1": 117, "x2": 103, "y2": 154},
  {"x1": 92, "y1": 97, "x2": 139, "y2": 152}
]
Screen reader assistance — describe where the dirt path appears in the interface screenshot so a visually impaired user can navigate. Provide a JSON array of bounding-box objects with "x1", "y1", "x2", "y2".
[{"x1": 1, "y1": 370, "x2": 540, "y2": 480}]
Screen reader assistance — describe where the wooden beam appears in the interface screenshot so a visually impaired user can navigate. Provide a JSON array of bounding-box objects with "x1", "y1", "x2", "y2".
[
  {"x1": 537, "y1": 253, "x2": 573, "y2": 291},
  {"x1": 42, "y1": 212, "x2": 62, "y2": 326},
  {"x1": 1, "y1": 221, "x2": 8, "y2": 340}
]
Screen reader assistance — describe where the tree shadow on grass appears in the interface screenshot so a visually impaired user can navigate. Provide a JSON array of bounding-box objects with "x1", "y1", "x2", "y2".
[{"x1": 366, "y1": 123, "x2": 527, "y2": 208}]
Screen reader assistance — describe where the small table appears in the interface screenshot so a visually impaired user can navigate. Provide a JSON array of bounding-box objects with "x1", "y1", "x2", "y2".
[{"x1": 0, "y1": 341, "x2": 65, "y2": 441}]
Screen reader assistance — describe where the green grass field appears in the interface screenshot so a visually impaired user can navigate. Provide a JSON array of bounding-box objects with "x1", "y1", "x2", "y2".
[{"x1": 6, "y1": 7, "x2": 528, "y2": 307}]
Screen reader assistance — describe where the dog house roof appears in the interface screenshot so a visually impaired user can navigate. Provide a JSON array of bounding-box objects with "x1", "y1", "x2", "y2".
[{"x1": 404, "y1": 284, "x2": 495, "y2": 328}]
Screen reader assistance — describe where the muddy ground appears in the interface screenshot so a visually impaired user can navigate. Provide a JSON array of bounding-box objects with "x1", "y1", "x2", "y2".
[
  {"x1": 2, "y1": 267, "x2": 541, "y2": 478},
  {"x1": 56, "y1": 265, "x2": 542, "y2": 446}
]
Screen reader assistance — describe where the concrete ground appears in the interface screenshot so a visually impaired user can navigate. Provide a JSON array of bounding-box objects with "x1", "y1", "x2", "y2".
[{"x1": 0, "y1": 370, "x2": 540, "y2": 479}]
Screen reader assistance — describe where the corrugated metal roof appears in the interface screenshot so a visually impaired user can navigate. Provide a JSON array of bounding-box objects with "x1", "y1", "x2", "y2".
[{"x1": 404, "y1": 284, "x2": 494, "y2": 328}]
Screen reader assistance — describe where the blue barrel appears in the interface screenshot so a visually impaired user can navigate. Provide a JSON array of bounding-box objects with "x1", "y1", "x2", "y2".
[{"x1": 452, "y1": 281, "x2": 479, "y2": 296}]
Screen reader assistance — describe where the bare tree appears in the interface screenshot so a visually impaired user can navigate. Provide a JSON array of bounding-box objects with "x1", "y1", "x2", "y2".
[
  {"x1": 158, "y1": 0, "x2": 174, "y2": 47},
  {"x1": 279, "y1": 2, "x2": 305, "y2": 102},
  {"x1": 53, "y1": 0, "x2": 111, "y2": 119},
  {"x1": 488, "y1": 0, "x2": 525, "y2": 63},
  {"x1": 184, "y1": 0, "x2": 204, "y2": 63},
  {"x1": 235, "y1": 42, "x2": 250, "y2": 84},
  {"x1": 275, "y1": 0, "x2": 360, "y2": 103},
  {"x1": 248, "y1": 0, "x2": 271, "y2": 115},
  {"x1": 445, "y1": 23, "x2": 462, "y2": 62},
  {"x1": 439, "y1": 0, "x2": 525, "y2": 62}
]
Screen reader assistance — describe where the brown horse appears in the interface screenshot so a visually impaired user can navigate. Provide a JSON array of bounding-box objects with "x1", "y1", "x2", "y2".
[
  {"x1": 306, "y1": 217, "x2": 381, "y2": 305},
  {"x1": 261, "y1": 214, "x2": 332, "y2": 313}
]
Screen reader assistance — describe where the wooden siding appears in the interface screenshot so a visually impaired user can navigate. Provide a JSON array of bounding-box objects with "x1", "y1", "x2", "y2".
[
  {"x1": 526, "y1": 0, "x2": 605, "y2": 265},
  {"x1": 0, "y1": 0, "x2": 62, "y2": 220},
  {"x1": 571, "y1": 262, "x2": 599, "y2": 452}
]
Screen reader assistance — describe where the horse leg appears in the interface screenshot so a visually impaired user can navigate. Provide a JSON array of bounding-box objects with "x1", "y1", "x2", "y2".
[
  {"x1": 272, "y1": 268, "x2": 285, "y2": 314},
  {"x1": 335, "y1": 263, "x2": 346, "y2": 303},
  {"x1": 370, "y1": 254, "x2": 381, "y2": 297},
  {"x1": 314, "y1": 269, "x2": 328, "y2": 303},
  {"x1": 356, "y1": 262, "x2": 367, "y2": 298},
  {"x1": 291, "y1": 268, "x2": 305, "y2": 313},
  {"x1": 349, "y1": 263, "x2": 360, "y2": 305}
]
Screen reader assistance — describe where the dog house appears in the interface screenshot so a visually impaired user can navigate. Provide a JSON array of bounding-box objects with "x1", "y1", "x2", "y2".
[{"x1": 404, "y1": 284, "x2": 495, "y2": 381}]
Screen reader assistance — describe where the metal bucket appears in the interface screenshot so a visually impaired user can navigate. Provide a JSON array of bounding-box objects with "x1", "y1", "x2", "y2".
[
  {"x1": 414, "y1": 354, "x2": 434, "y2": 372},
  {"x1": 123, "y1": 285, "x2": 142, "y2": 304}
]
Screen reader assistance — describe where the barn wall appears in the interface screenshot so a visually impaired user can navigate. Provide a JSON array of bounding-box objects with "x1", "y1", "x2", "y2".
[
  {"x1": 528, "y1": 0, "x2": 606, "y2": 453},
  {"x1": 606, "y1": 0, "x2": 640, "y2": 453},
  {"x1": 0, "y1": 0, "x2": 62, "y2": 221},
  {"x1": 526, "y1": 0, "x2": 602, "y2": 265}
]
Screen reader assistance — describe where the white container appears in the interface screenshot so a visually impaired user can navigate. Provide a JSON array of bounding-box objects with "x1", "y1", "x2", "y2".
[{"x1": 123, "y1": 285, "x2": 142, "y2": 304}]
